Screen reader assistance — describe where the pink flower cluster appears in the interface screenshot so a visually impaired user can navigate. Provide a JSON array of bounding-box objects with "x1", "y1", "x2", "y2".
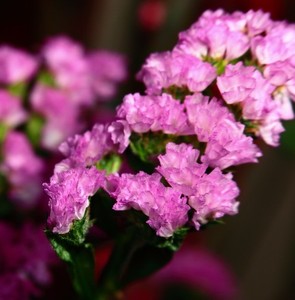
[
  {"x1": 31, "y1": 36, "x2": 127, "y2": 149},
  {"x1": 44, "y1": 120, "x2": 131, "y2": 232},
  {"x1": 0, "y1": 38, "x2": 127, "y2": 206},
  {"x1": 45, "y1": 10, "x2": 295, "y2": 238}
]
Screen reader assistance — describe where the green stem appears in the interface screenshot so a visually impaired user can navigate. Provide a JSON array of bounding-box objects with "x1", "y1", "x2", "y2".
[{"x1": 96, "y1": 228, "x2": 143, "y2": 299}]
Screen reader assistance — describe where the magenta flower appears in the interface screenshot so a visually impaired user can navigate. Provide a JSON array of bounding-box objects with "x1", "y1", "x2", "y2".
[
  {"x1": 58, "y1": 123, "x2": 114, "y2": 167},
  {"x1": 117, "y1": 93, "x2": 192, "y2": 134},
  {"x1": 44, "y1": 166, "x2": 105, "y2": 234},
  {"x1": 107, "y1": 172, "x2": 190, "y2": 237},
  {"x1": 137, "y1": 51, "x2": 216, "y2": 95},
  {"x1": 107, "y1": 120, "x2": 131, "y2": 153},
  {"x1": 0, "y1": 46, "x2": 38, "y2": 84}
]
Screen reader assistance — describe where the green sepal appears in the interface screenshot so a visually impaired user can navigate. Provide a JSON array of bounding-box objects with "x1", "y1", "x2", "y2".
[
  {"x1": 162, "y1": 85, "x2": 193, "y2": 102},
  {"x1": 37, "y1": 70, "x2": 57, "y2": 87},
  {"x1": 0, "y1": 123, "x2": 8, "y2": 144},
  {"x1": 130, "y1": 132, "x2": 202, "y2": 164},
  {"x1": 130, "y1": 132, "x2": 170, "y2": 163},
  {"x1": 96, "y1": 153, "x2": 122, "y2": 174},
  {"x1": 26, "y1": 114, "x2": 45, "y2": 147},
  {"x1": 8, "y1": 81, "x2": 27, "y2": 98}
]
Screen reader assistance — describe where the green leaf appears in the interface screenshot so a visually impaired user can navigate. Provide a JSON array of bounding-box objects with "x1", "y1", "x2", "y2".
[
  {"x1": 47, "y1": 233, "x2": 96, "y2": 300},
  {"x1": 46, "y1": 211, "x2": 96, "y2": 300}
]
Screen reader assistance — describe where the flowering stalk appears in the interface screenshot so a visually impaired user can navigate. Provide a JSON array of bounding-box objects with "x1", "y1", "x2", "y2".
[{"x1": 44, "y1": 9, "x2": 295, "y2": 299}]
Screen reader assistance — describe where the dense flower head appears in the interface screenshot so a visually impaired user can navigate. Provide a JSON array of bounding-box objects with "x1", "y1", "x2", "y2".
[
  {"x1": 41, "y1": 36, "x2": 127, "y2": 105},
  {"x1": 58, "y1": 121, "x2": 130, "y2": 169},
  {"x1": 137, "y1": 51, "x2": 216, "y2": 95},
  {"x1": 44, "y1": 166, "x2": 105, "y2": 234},
  {"x1": 0, "y1": 46, "x2": 38, "y2": 84},
  {"x1": 107, "y1": 171, "x2": 190, "y2": 237},
  {"x1": 43, "y1": 10, "x2": 295, "y2": 244},
  {"x1": 117, "y1": 93, "x2": 192, "y2": 134},
  {"x1": 0, "y1": 90, "x2": 27, "y2": 128},
  {"x1": 175, "y1": 9, "x2": 250, "y2": 61},
  {"x1": 157, "y1": 143, "x2": 240, "y2": 228}
]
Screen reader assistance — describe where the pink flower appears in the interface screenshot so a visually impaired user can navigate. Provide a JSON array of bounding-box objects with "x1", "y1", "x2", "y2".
[
  {"x1": 30, "y1": 84, "x2": 81, "y2": 150},
  {"x1": 0, "y1": 46, "x2": 38, "y2": 84},
  {"x1": 0, "y1": 90, "x2": 27, "y2": 127},
  {"x1": 107, "y1": 120, "x2": 131, "y2": 153},
  {"x1": 58, "y1": 123, "x2": 114, "y2": 167},
  {"x1": 0, "y1": 131, "x2": 44, "y2": 206},
  {"x1": 44, "y1": 166, "x2": 105, "y2": 234},
  {"x1": 251, "y1": 23, "x2": 295, "y2": 65},
  {"x1": 137, "y1": 51, "x2": 216, "y2": 95},
  {"x1": 117, "y1": 93, "x2": 192, "y2": 134},
  {"x1": 157, "y1": 142, "x2": 207, "y2": 196},
  {"x1": 258, "y1": 115, "x2": 285, "y2": 147},
  {"x1": 217, "y1": 62, "x2": 256, "y2": 104},
  {"x1": 189, "y1": 169, "x2": 239, "y2": 229},
  {"x1": 157, "y1": 143, "x2": 240, "y2": 227},
  {"x1": 245, "y1": 10, "x2": 273, "y2": 36},
  {"x1": 107, "y1": 172, "x2": 189, "y2": 237},
  {"x1": 185, "y1": 94, "x2": 235, "y2": 142},
  {"x1": 42, "y1": 36, "x2": 93, "y2": 105},
  {"x1": 86, "y1": 51, "x2": 127, "y2": 99},
  {"x1": 264, "y1": 61, "x2": 295, "y2": 120},
  {"x1": 176, "y1": 10, "x2": 250, "y2": 60},
  {"x1": 202, "y1": 120, "x2": 262, "y2": 169}
]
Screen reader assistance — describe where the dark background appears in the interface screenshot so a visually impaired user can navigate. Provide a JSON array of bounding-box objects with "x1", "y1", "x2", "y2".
[{"x1": 1, "y1": 1, "x2": 295, "y2": 299}]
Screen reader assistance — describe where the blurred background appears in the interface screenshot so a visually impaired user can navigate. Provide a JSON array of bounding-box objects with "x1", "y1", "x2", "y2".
[{"x1": 0, "y1": 0, "x2": 295, "y2": 299}]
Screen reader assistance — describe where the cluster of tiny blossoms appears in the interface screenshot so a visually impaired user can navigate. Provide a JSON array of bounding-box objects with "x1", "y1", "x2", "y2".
[
  {"x1": 0, "y1": 37, "x2": 127, "y2": 299},
  {"x1": 45, "y1": 10, "x2": 295, "y2": 238},
  {"x1": 0, "y1": 37, "x2": 126, "y2": 206}
]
